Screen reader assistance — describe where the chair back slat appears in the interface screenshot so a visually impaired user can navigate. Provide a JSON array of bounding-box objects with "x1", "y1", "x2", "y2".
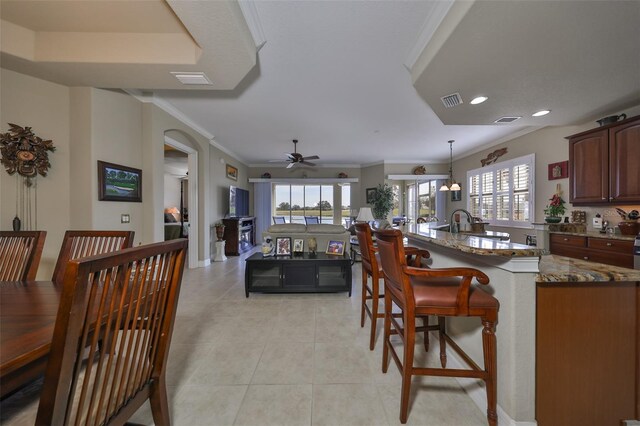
[
  {"x1": 36, "y1": 239, "x2": 187, "y2": 426},
  {"x1": 373, "y1": 229, "x2": 410, "y2": 301},
  {"x1": 0, "y1": 231, "x2": 47, "y2": 281},
  {"x1": 52, "y1": 231, "x2": 134, "y2": 286}
]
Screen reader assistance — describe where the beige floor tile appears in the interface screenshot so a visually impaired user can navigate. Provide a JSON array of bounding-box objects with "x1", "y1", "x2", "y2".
[
  {"x1": 269, "y1": 314, "x2": 316, "y2": 342},
  {"x1": 166, "y1": 343, "x2": 213, "y2": 386},
  {"x1": 314, "y1": 315, "x2": 361, "y2": 343},
  {"x1": 312, "y1": 384, "x2": 388, "y2": 426},
  {"x1": 171, "y1": 384, "x2": 247, "y2": 425},
  {"x1": 313, "y1": 343, "x2": 376, "y2": 384},
  {"x1": 251, "y1": 342, "x2": 314, "y2": 384},
  {"x1": 234, "y1": 384, "x2": 312, "y2": 426},
  {"x1": 189, "y1": 342, "x2": 264, "y2": 385},
  {"x1": 206, "y1": 316, "x2": 276, "y2": 344}
]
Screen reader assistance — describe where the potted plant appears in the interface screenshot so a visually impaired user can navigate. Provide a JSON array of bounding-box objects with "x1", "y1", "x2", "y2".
[
  {"x1": 214, "y1": 221, "x2": 225, "y2": 241},
  {"x1": 370, "y1": 183, "x2": 394, "y2": 227},
  {"x1": 543, "y1": 194, "x2": 566, "y2": 223}
]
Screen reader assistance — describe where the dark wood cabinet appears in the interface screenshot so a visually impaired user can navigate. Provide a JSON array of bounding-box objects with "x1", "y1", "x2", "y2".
[
  {"x1": 536, "y1": 282, "x2": 639, "y2": 425},
  {"x1": 222, "y1": 217, "x2": 255, "y2": 256},
  {"x1": 568, "y1": 115, "x2": 640, "y2": 205},
  {"x1": 244, "y1": 252, "x2": 352, "y2": 296},
  {"x1": 549, "y1": 233, "x2": 634, "y2": 269}
]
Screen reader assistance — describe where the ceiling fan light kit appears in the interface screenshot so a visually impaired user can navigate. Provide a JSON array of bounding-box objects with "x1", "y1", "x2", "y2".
[
  {"x1": 271, "y1": 139, "x2": 320, "y2": 168},
  {"x1": 439, "y1": 139, "x2": 460, "y2": 192}
]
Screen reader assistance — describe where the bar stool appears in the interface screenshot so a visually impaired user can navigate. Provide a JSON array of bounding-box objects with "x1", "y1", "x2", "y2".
[
  {"x1": 354, "y1": 223, "x2": 431, "y2": 350},
  {"x1": 374, "y1": 229, "x2": 499, "y2": 425}
]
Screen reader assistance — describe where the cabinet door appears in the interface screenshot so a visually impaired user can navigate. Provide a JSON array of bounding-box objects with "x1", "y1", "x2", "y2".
[
  {"x1": 248, "y1": 263, "x2": 281, "y2": 289},
  {"x1": 282, "y1": 263, "x2": 316, "y2": 288},
  {"x1": 569, "y1": 129, "x2": 609, "y2": 204},
  {"x1": 609, "y1": 118, "x2": 640, "y2": 203},
  {"x1": 318, "y1": 264, "x2": 348, "y2": 289}
]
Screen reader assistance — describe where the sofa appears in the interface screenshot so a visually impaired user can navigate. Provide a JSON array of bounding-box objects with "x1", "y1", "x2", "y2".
[{"x1": 262, "y1": 223, "x2": 350, "y2": 254}]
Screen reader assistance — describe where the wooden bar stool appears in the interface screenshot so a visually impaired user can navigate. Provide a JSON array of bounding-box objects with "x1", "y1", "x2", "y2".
[
  {"x1": 354, "y1": 223, "x2": 432, "y2": 350},
  {"x1": 374, "y1": 229, "x2": 499, "y2": 425}
]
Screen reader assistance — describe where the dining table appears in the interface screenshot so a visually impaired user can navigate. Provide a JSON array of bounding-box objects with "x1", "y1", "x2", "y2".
[{"x1": 0, "y1": 280, "x2": 61, "y2": 398}]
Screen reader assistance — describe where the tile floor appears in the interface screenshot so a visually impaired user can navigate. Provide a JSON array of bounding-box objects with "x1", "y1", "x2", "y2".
[
  {"x1": 130, "y1": 249, "x2": 487, "y2": 426},
  {"x1": 2, "y1": 249, "x2": 488, "y2": 426}
]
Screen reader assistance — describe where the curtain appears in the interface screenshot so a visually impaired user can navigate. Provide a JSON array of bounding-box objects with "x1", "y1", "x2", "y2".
[{"x1": 254, "y1": 182, "x2": 272, "y2": 243}]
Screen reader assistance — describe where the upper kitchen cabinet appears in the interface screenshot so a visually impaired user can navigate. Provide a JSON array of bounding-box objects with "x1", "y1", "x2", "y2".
[{"x1": 568, "y1": 115, "x2": 640, "y2": 205}]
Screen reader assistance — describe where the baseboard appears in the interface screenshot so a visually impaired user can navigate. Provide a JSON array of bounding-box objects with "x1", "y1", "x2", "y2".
[
  {"x1": 198, "y1": 259, "x2": 211, "y2": 267},
  {"x1": 430, "y1": 332, "x2": 537, "y2": 426}
]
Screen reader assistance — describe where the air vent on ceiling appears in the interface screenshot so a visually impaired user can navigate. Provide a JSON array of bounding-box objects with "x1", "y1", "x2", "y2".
[
  {"x1": 440, "y1": 93, "x2": 463, "y2": 108},
  {"x1": 170, "y1": 72, "x2": 212, "y2": 86},
  {"x1": 494, "y1": 116, "x2": 522, "y2": 123}
]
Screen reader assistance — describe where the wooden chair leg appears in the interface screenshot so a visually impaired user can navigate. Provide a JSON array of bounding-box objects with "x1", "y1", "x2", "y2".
[
  {"x1": 360, "y1": 267, "x2": 367, "y2": 328},
  {"x1": 438, "y1": 316, "x2": 447, "y2": 368},
  {"x1": 422, "y1": 316, "x2": 429, "y2": 351},
  {"x1": 149, "y1": 375, "x2": 171, "y2": 426},
  {"x1": 382, "y1": 292, "x2": 392, "y2": 373},
  {"x1": 399, "y1": 310, "x2": 416, "y2": 424},
  {"x1": 482, "y1": 319, "x2": 498, "y2": 426},
  {"x1": 369, "y1": 277, "x2": 379, "y2": 350}
]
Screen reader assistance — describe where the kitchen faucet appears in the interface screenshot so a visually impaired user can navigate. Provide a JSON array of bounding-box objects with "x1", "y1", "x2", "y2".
[{"x1": 449, "y1": 208, "x2": 473, "y2": 233}]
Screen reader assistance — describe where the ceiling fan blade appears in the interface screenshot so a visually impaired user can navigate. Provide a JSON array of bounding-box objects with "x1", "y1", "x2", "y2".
[
  {"x1": 302, "y1": 155, "x2": 319, "y2": 161},
  {"x1": 286, "y1": 162, "x2": 296, "y2": 169},
  {"x1": 301, "y1": 161, "x2": 316, "y2": 167}
]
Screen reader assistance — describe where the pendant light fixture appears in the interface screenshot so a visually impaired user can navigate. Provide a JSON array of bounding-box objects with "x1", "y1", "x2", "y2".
[{"x1": 439, "y1": 140, "x2": 461, "y2": 192}]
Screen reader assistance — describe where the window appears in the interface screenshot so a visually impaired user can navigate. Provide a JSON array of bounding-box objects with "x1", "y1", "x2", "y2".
[
  {"x1": 274, "y1": 184, "x2": 339, "y2": 224},
  {"x1": 404, "y1": 180, "x2": 444, "y2": 222},
  {"x1": 467, "y1": 154, "x2": 534, "y2": 227}
]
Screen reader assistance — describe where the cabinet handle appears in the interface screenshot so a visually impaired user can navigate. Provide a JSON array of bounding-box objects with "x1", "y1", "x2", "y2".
[
  {"x1": 602, "y1": 197, "x2": 606, "y2": 200},
  {"x1": 583, "y1": 256, "x2": 589, "y2": 260},
  {"x1": 606, "y1": 242, "x2": 612, "y2": 246},
  {"x1": 563, "y1": 238, "x2": 569, "y2": 242}
]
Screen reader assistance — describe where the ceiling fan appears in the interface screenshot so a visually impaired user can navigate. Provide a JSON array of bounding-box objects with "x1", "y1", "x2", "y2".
[{"x1": 269, "y1": 139, "x2": 319, "y2": 168}]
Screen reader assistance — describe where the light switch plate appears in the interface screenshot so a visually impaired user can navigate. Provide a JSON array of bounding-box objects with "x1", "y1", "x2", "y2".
[{"x1": 121, "y1": 214, "x2": 130, "y2": 224}]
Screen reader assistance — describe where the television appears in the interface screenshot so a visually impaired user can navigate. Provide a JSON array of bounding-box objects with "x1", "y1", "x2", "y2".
[{"x1": 229, "y1": 186, "x2": 249, "y2": 217}]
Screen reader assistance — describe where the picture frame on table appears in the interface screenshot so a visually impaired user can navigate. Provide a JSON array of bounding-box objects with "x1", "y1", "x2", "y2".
[
  {"x1": 293, "y1": 238, "x2": 304, "y2": 254},
  {"x1": 366, "y1": 187, "x2": 376, "y2": 204},
  {"x1": 276, "y1": 237, "x2": 292, "y2": 256},
  {"x1": 226, "y1": 164, "x2": 238, "y2": 181},
  {"x1": 97, "y1": 160, "x2": 142, "y2": 202},
  {"x1": 326, "y1": 240, "x2": 345, "y2": 256}
]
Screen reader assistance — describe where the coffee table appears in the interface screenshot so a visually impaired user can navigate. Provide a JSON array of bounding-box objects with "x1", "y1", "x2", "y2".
[{"x1": 245, "y1": 252, "x2": 352, "y2": 297}]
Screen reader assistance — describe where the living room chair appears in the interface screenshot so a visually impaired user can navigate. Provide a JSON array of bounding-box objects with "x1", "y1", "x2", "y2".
[
  {"x1": 36, "y1": 239, "x2": 188, "y2": 425},
  {"x1": 304, "y1": 216, "x2": 320, "y2": 224},
  {"x1": 354, "y1": 223, "x2": 431, "y2": 350},
  {"x1": 51, "y1": 230, "x2": 134, "y2": 285},
  {"x1": 374, "y1": 229, "x2": 499, "y2": 425},
  {"x1": 273, "y1": 216, "x2": 286, "y2": 224},
  {"x1": 0, "y1": 231, "x2": 47, "y2": 281}
]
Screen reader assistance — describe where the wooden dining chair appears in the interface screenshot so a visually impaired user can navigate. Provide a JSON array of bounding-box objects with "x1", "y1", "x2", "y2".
[
  {"x1": 0, "y1": 231, "x2": 47, "y2": 281},
  {"x1": 374, "y1": 229, "x2": 499, "y2": 425},
  {"x1": 35, "y1": 239, "x2": 188, "y2": 425},
  {"x1": 354, "y1": 223, "x2": 431, "y2": 350},
  {"x1": 52, "y1": 230, "x2": 134, "y2": 286}
]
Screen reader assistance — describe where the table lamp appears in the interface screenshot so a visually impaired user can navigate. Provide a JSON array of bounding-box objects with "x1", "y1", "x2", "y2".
[{"x1": 356, "y1": 207, "x2": 374, "y2": 223}]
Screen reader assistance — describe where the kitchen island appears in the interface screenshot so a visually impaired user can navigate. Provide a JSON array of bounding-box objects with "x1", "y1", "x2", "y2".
[{"x1": 404, "y1": 224, "x2": 639, "y2": 425}]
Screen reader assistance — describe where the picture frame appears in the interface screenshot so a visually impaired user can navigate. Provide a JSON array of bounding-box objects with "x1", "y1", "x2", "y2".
[
  {"x1": 548, "y1": 160, "x2": 568, "y2": 180},
  {"x1": 293, "y1": 238, "x2": 304, "y2": 254},
  {"x1": 326, "y1": 240, "x2": 345, "y2": 256},
  {"x1": 226, "y1": 164, "x2": 238, "y2": 181},
  {"x1": 451, "y1": 190, "x2": 462, "y2": 202},
  {"x1": 366, "y1": 187, "x2": 376, "y2": 204},
  {"x1": 98, "y1": 160, "x2": 142, "y2": 202},
  {"x1": 275, "y1": 237, "x2": 292, "y2": 256}
]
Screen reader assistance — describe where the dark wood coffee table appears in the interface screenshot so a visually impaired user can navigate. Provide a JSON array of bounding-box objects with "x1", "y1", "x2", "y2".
[{"x1": 245, "y1": 252, "x2": 352, "y2": 297}]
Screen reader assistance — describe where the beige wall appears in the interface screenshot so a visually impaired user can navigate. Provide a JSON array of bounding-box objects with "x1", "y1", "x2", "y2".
[
  {"x1": 211, "y1": 147, "x2": 251, "y2": 222},
  {"x1": 0, "y1": 69, "x2": 71, "y2": 277},
  {"x1": 450, "y1": 105, "x2": 640, "y2": 243}
]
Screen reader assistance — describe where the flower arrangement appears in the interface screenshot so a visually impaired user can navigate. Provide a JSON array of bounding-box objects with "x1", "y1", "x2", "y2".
[{"x1": 544, "y1": 194, "x2": 566, "y2": 218}]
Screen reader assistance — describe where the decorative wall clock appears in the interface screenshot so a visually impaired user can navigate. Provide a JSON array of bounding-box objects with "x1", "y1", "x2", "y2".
[{"x1": 0, "y1": 123, "x2": 55, "y2": 230}]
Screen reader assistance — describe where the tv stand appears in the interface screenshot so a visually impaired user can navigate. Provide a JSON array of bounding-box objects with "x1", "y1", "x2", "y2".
[{"x1": 222, "y1": 217, "x2": 255, "y2": 256}]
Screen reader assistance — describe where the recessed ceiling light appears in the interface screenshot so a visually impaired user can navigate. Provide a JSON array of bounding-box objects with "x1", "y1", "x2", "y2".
[
  {"x1": 470, "y1": 96, "x2": 488, "y2": 105},
  {"x1": 532, "y1": 110, "x2": 551, "y2": 117}
]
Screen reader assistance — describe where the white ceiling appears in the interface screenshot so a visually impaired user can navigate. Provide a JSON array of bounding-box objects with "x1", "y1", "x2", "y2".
[{"x1": 2, "y1": 1, "x2": 639, "y2": 166}]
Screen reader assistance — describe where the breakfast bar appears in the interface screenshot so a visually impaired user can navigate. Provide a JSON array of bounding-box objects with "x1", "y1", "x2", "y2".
[{"x1": 405, "y1": 224, "x2": 640, "y2": 425}]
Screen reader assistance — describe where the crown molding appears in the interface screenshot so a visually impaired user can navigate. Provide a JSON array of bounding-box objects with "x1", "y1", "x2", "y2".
[
  {"x1": 238, "y1": 0, "x2": 267, "y2": 51},
  {"x1": 404, "y1": 0, "x2": 454, "y2": 72}
]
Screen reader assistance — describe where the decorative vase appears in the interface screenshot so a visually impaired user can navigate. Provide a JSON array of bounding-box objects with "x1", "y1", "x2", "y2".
[
  {"x1": 215, "y1": 225, "x2": 225, "y2": 241},
  {"x1": 545, "y1": 216, "x2": 562, "y2": 224},
  {"x1": 308, "y1": 237, "x2": 317, "y2": 255},
  {"x1": 12, "y1": 216, "x2": 21, "y2": 231}
]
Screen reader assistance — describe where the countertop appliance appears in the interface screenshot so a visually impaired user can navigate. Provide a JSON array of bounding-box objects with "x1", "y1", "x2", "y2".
[{"x1": 634, "y1": 235, "x2": 640, "y2": 269}]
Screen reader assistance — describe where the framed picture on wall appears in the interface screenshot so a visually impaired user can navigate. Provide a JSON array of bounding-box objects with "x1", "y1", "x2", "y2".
[
  {"x1": 366, "y1": 187, "x2": 376, "y2": 204},
  {"x1": 451, "y1": 190, "x2": 462, "y2": 202},
  {"x1": 548, "y1": 161, "x2": 568, "y2": 180},
  {"x1": 226, "y1": 164, "x2": 238, "y2": 181},
  {"x1": 98, "y1": 160, "x2": 142, "y2": 202}
]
